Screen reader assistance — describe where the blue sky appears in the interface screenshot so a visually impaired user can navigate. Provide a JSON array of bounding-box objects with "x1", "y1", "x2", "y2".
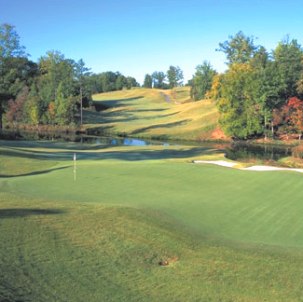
[{"x1": 1, "y1": 0, "x2": 303, "y2": 84}]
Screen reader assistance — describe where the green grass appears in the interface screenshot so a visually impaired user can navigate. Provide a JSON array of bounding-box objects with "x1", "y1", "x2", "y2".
[
  {"x1": 87, "y1": 87, "x2": 219, "y2": 141},
  {"x1": 1, "y1": 140, "x2": 303, "y2": 301}
]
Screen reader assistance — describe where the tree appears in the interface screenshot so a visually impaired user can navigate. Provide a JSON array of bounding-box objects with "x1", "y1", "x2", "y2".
[
  {"x1": 54, "y1": 82, "x2": 77, "y2": 125},
  {"x1": 115, "y1": 74, "x2": 126, "y2": 90},
  {"x1": 0, "y1": 23, "x2": 33, "y2": 129},
  {"x1": 190, "y1": 61, "x2": 217, "y2": 101},
  {"x1": 297, "y1": 75, "x2": 303, "y2": 97},
  {"x1": 99, "y1": 72, "x2": 118, "y2": 92},
  {"x1": 250, "y1": 46, "x2": 268, "y2": 69},
  {"x1": 284, "y1": 97, "x2": 303, "y2": 140},
  {"x1": 217, "y1": 31, "x2": 258, "y2": 65},
  {"x1": 205, "y1": 74, "x2": 222, "y2": 100},
  {"x1": 152, "y1": 71, "x2": 167, "y2": 89},
  {"x1": 47, "y1": 101, "x2": 56, "y2": 124},
  {"x1": 253, "y1": 39, "x2": 303, "y2": 138},
  {"x1": 218, "y1": 63, "x2": 263, "y2": 139},
  {"x1": 167, "y1": 66, "x2": 183, "y2": 88},
  {"x1": 126, "y1": 76, "x2": 138, "y2": 89},
  {"x1": 253, "y1": 59, "x2": 285, "y2": 138},
  {"x1": 143, "y1": 74, "x2": 152, "y2": 88},
  {"x1": 6, "y1": 86, "x2": 28, "y2": 126},
  {"x1": 38, "y1": 51, "x2": 75, "y2": 103},
  {"x1": 273, "y1": 38, "x2": 303, "y2": 100},
  {"x1": 75, "y1": 59, "x2": 91, "y2": 125},
  {"x1": 25, "y1": 94, "x2": 40, "y2": 126},
  {"x1": 23, "y1": 82, "x2": 46, "y2": 125},
  {"x1": 86, "y1": 74, "x2": 102, "y2": 94},
  {"x1": 0, "y1": 23, "x2": 27, "y2": 58}
]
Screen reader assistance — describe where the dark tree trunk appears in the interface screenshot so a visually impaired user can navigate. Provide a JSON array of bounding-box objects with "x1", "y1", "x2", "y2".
[{"x1": 0, "y1": 111, "x2": 2, "y2": 130}]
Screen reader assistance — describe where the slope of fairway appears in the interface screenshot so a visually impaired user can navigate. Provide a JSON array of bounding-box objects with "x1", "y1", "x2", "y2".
[
  {"x1": 88, "y1": 87, "x2": 219, "y2": 141},
  {"x1": 1, "y1": 140, "x2": 303, "y2": 301}
]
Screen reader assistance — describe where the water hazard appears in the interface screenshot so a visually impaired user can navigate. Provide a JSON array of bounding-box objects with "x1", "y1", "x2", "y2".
[{"x1": 0, "y1": 129, "x2": 298, "y2": 162}]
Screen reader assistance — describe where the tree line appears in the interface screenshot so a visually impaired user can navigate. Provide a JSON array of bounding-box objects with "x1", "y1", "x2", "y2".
[
  {"x1": 2, "y1": 23, "x2": 303, "y2": 141},
  {"x1": 143, "y1": 66, "x2": 184, "y2": 89},
  {"x1": 0, "y1": 23, "x2": 187, "y2": 130},
  {"x1": 0, "y1": 23, "x2": 139, "y2": 129},
  {"x1": 191, "y1": 31, "x2": 303, "y2": 140}
]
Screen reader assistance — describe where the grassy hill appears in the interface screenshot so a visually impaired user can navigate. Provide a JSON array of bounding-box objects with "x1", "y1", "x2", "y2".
[
  {"x1": 85, "y1": 87, "x2": 222, "y2": 141},
  {"x1": 1, "y1": 140, "x2": 303, "y2": 301}
]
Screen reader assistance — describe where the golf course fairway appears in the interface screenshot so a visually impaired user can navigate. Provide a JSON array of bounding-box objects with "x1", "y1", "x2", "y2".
[{"x1": 1, "y1": 140, "x2": 303, "y2": 301}]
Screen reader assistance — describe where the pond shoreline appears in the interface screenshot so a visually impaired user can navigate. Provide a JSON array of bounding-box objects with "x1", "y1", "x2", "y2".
[
  {"x1": 1, "y1": 125, "x2": 302, "y2": 146},
  {"x1": 1, "y1": 127, "x2": 303, "y2": 167}
]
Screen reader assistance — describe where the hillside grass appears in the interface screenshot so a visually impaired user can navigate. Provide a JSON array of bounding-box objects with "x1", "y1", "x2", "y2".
[
  {"x1": 1, "y1": 140, "x2": 303, "y2": 301},
  {"x1": 87, "y1": 87, "x2": 219, "y2": 141}
]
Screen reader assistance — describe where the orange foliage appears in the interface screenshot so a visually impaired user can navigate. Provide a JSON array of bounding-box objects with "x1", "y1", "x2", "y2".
[
  {"x1": 48, "y1": 101, "x2": 56, "y2": 120},
  {"x1": 285, "y1": 97, "x2": 303, "y2": 139}
]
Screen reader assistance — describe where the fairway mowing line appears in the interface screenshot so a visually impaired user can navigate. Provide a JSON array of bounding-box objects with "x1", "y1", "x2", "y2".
[{"x1": 193, "y1": 160, "x2": 303, "y2": 173}]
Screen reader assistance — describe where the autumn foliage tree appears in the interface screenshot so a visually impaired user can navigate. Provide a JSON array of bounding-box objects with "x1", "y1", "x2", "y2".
[
  {"x1": 285, "y1": 97, "x2": 303, "y2": 140},
  {"x1": 0, "y1": 23, "x2": 37, "y2": 129},
  {"x1": 6, "y1": 86, "x2": 28, "y2": 126},
  {"x1": 213, "y1": 31, "x2": 303, "y2": 140}
]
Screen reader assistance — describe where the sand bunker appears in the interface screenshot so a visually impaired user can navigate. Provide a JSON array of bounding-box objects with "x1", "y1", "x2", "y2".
[
  {"x1": 193, "y1": 160, "x2": 303, "y2": 173},
  {"x1": 194, "y1": 160, "x2": 237, "y2": 168},
  {"x1": 243, "y1": 165, "x2": 303, "y2": 173}
]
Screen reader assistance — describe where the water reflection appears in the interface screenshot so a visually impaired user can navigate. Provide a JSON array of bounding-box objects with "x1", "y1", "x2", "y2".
[
  {"x1": 78, "y1": 135, "x2": 169, "y2": 146},
  {"x1": 0, "y1": 129, "x2": 176, "y2": 149},
  {"x1": 225, "y1": 143, "x2": 292, "y2": 161},
  {"x1": 0, "y1": 129, "x2": 165, "y2": 146}
]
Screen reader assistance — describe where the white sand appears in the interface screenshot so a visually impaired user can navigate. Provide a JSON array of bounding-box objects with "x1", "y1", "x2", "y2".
[
  {"x1": 193, "y1": 160, "x2": 303, "y2": 173},
  {"x1": 194, "y1": 160, "x2": 237, "y2": 168},
  {"x1": 242, "y1": 165, "x2": 303, "y2": 173}
]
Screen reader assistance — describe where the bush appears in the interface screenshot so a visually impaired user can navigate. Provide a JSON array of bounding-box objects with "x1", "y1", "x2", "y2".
[{"x1": 292, "y1": 145, "x2": 303, "y2": 159}]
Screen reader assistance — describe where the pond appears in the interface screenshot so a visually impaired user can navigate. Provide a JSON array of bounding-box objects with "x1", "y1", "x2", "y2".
[
  {"x1": 79, "y1": 136, "x2": 295, "y2": 162},
  {"x1": 0, "y1": 129, "x2": 170, "y2": 146},
  {"x1": 0, "y1": 129, "x2": 297, "y2": 162}
]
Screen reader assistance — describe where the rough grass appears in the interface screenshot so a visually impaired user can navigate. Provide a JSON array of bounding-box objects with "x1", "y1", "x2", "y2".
[
  {"x1": 87, "y1": 87, "x2": 219, "y2": 141},
  {"x1": 1, "y1": 140, "x2": 303, "y2": 301}
]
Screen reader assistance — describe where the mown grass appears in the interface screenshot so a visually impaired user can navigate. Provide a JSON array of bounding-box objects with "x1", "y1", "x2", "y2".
[
  {"x1": 87, "y1": 87, "x2": 219, "y2": 141},
  {"x1": 1, "y1": 193, "x2": 303, "y2": 302},
  {"x1": 1, "y1": 140, "x2": 303, "y2": 301}
]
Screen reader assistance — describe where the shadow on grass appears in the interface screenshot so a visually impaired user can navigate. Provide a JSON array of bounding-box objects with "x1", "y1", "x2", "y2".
[
  {"x1": 85, "y1": 109, "x2": 140, "y2": 125},
  {"x1": 0, "y1": 138, "x2": 116, "y2": 157},
  {"x1": 131, "y1": 119, "x2": 191, "y2": 135},
  {"x1": 96, "y1": 146, "x2": 223, "y2": 161},
  {"x1": 0, "y1": 139, "x2": 98, "y2": 151},
  {"x1": 0, "y1": 208, "x2": 66, "y2": 218},
  {"x1": 0, "y1": 166, "x2": 69, "y2": 178},
  {"x1": 93, "y1": 96, "x2": 144, "y2": 108},
  {"x1": 0, "y1": 139, "x2": 225, "y2": 162},
  {"x1": 1, "y1": 145, "x2": 222, "y2": 162},
  {"x1": 0, "y1": 148, "x2": 74, "y2": 160},
  {"x1": 128, "y1": 108, "x2": 167, "y2": 113}
]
